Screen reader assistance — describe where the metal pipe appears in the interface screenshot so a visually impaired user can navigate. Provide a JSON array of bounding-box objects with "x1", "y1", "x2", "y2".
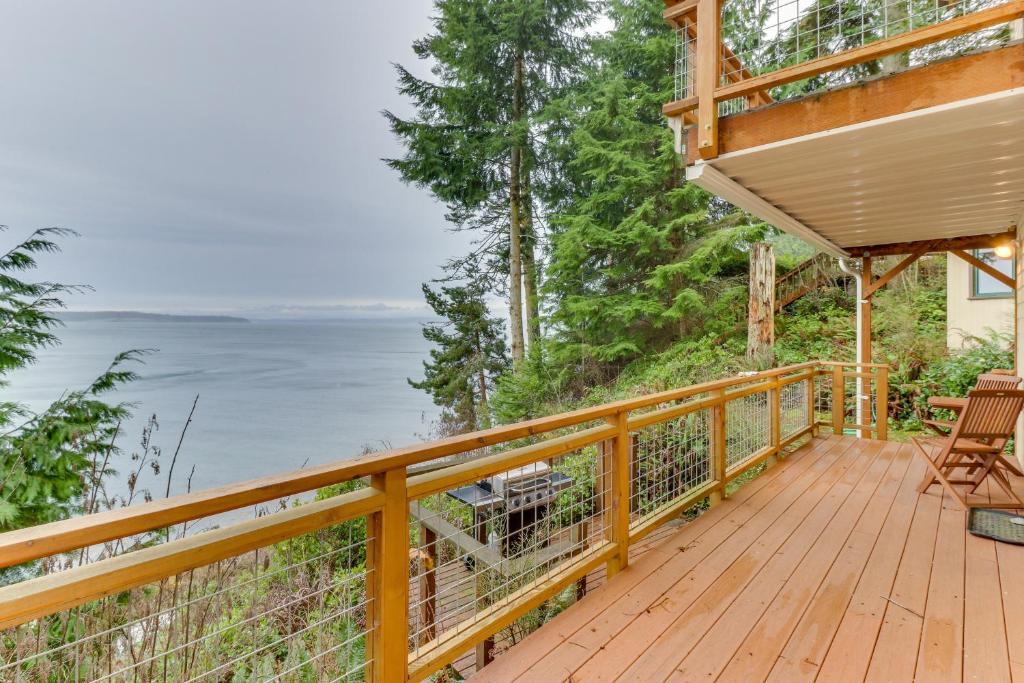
[{"x1": 837, "y1": 257, "x2": 864, "y2": 436}]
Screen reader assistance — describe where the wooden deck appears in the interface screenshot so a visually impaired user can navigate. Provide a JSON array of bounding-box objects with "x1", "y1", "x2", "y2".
[{"x1": 471, "y1": 433, "x2": 1024, "y2": 682}]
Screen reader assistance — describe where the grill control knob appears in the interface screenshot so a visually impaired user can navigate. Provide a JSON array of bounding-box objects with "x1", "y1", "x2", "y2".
[
  {"x1": 511, "y1": 497, "x2": 520, "y2": 508},
  {"x1": 524, "y1": 495, "x2": 532, "y2": 505}
]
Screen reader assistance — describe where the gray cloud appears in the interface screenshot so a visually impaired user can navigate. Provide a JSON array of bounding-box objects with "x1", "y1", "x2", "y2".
[{"x1": 0, "y1": 0, "x2": 471, "y2": 314}]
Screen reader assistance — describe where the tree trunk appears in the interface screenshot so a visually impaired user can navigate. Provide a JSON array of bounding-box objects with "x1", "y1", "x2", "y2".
[
  {"x1": 475, "y1": 333, "x2": 490, "y2": 429},
  {"x1": 880, "y1": 1, "x2": 909, "y2": 74},
  {"x1": 746, "y1": 242, "x2": 775, "y2": 368},
  {"x1": 508, "y1": 55, "x2": 526, "y2": 366},
  {"x1": 522, "y1": 163, "x2": 541, "y2": 350}
]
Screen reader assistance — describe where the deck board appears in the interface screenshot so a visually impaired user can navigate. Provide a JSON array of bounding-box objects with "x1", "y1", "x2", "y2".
[{"x1": 469, "y1": 434, "x2": 1024, "y2": 683}]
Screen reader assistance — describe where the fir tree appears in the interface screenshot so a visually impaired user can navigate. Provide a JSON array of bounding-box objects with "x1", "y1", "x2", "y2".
[
  {"x1": 410, "y1": 278, "x2": 510, "y2": 433},
  {"x1": 541, "y1": 0, "x2": 768, "y2": 391},
  {"x1": 0, "y1": 227, "x2": 141, "y2": 530},
  {"x1": 384, "y1": 0, "x2": 593, "y2": 365}
]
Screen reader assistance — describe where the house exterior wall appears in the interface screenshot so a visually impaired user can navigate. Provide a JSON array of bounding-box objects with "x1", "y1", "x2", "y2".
[{"x1": 946, "y1": 252, "x2": 1013, "y2": 348}]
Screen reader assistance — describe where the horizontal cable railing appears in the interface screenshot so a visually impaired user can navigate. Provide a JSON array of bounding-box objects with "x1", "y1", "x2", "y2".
[{"x1": 0, "y1": 361, "x2": 887, "y2": 682}]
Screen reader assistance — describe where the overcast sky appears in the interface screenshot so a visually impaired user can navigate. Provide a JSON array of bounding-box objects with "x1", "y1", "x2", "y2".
[{"x1": 0, "y1": 1, "x2": 472, "y2": 316}]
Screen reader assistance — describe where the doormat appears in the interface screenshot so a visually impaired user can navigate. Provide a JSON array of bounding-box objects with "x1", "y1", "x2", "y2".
[{"x1": 968, "y1": 508, "x2": 1024, "y2": 545}]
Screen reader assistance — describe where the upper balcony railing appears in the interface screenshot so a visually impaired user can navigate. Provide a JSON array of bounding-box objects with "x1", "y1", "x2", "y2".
[
  {"x1": 0, "y1": 361, "x2": 887, "y2": 682},
  {"x1": 664, "y1": 0, "x2": 1024, "y2": 159}
]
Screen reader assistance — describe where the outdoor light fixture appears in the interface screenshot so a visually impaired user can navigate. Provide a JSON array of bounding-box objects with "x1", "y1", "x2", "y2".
[{"x1": 994, "y1": 242, "x2": 1014, "y2": 259}]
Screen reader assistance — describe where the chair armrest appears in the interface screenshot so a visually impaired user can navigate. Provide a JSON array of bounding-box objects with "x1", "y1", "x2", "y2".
[{"x1": 927, "y1": 396, "x2": 967, "y2": 411}]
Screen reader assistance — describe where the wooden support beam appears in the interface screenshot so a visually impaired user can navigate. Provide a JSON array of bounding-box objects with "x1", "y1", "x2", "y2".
[
  {"x1": 950, "y1": 248, "x2": 1016, "y2": 289},
  {"x1": 862, "y1": 246, "x2": 928, "y2": 298},
  {"x1": 694, "y1": 0, "x2": 721, "y2": 159},
  {"x1": 693, "y1": 44, "x2": 1023, "y2": 161},
  {"x1": 713, "y1": 1, "x2": 1024, "y2": 102},
  {"x1": 844, "y1": 230, "x2": 1017, "y2": 258},
  {"x1": 710, "y1": 389, "x2": 727, "y2": 503}
]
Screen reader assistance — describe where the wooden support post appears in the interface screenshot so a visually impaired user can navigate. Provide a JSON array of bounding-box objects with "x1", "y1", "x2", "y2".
[
  {"x1": 876, "y1": 366, "x2": 889, "y2": 441},
  {"x1": 747, "y1": 243, "x2": 776, "y2": 367},
  {"x1": 473, "y1": 516, "x2": 494, "y2": 670},
  {"x1": 768, "y1": 379, "x2": 781, "y2": 466},
  {"x1": 859, "y1": 257, "x2": 873, "y2": 438},
  {"x1": 367, "y1": 468, "x2": 408, "y2": 683},
  {"x1": 710, "y1": 389, "x2": 727, "y2": 505},
  {"x1": 832, "y1": 365, "x2": 845, "y2": 436},
  {"x1": 418, "y1": 525, "x2": 437, "y2": 646},
  {"x1": 807, "y1": 370, "x2": 818, "y2": 436},
  {"x1": 364, "y1": 510, "x2": 381, "y2": 683},
  {"x1": 605, "y1": 411, "x2": 631, "y2": 577},
  {"x1": 695, "y1": 0, "x2": 721, "y2": 159}
]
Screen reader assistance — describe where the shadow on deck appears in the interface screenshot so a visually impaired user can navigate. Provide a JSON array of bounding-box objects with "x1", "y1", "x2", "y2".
[{"x1": 471, "y1": 434, "x2": 1024, "y2": 682}]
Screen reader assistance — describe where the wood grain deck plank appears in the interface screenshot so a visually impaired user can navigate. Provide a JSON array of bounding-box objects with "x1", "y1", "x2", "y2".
[
  {"x1": 568, "y1": 438, "x2": 881, "y2": 682},
  {"x1": 470, "y1": 436, "x2": 840, "y2": 683},
  {"x1": 914, "y1": 488, "x2": 967, "y2": 683},
  {"x1": 650, "y1": 439, "x2": 896, "y2": 683},
  {"x1": 709, "y1": 441, "x2": 913, "y2": 683},
  {"x1": 768, "y1": 444, "x2": 922, "y2": 683},
  {"x1": 862, "y1": 479, "x2": 944, "y2": 683},
  {"x1": 669, "y1": 440, "x2": 906, "y2": 683},
  {"x1": 963, "y1": 479, "x2": 1012, "y2": 683}
]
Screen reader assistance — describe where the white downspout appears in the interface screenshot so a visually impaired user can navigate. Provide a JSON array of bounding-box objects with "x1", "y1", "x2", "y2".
[{"x1": 837, "y1": 258, "x2": 864, "y2": 436}]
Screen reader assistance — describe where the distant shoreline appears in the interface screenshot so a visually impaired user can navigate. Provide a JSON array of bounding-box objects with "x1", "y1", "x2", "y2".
[{"x1": 60, "y1": 311, "x2": 250, "y2": 324}]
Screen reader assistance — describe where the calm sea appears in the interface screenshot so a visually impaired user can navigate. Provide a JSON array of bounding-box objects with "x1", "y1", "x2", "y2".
[{"x1": 5, "y1": 319, "x2": 439, "y2": 501}]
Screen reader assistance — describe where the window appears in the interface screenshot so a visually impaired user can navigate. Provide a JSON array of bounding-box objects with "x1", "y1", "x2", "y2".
[{"x1": 970, "y1": 248, "x2": 1014, "y2": 299}]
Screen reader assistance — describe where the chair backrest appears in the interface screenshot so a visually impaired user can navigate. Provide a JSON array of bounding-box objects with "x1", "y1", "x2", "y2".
[
  {"x1": 957, "y1": 389, "x2": 1024, "y2": 440},
  {"x1": 974, "y1": 373, "x2": 1023, "y2": 391}
]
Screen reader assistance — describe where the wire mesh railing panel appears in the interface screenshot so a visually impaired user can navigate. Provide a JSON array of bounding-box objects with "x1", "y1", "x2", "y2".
[
  {"x1": 629, "y1": 409, "x2": 714, "y2": 528},
  {"x1": 719, "y1": 0, "x2": 1012, "y2": 101},
  {"x1": 781, "y1": 379, "x2": 810, "y2": 439},
  {"x1": 407, "y1": 446, "x2": 607, "y2": 661},
  {"x1": 675, "y1": 26, "x2": 696, "y2": 100},
  {"x1": 814, "y1": 371, "x2": 833, "y2": 427},
  {"x1": 725, "y1": 391, "x2": 771, "y2": 468},
  {"x1": 0, "y1": 524, "x2": 373, "y2": 683}
]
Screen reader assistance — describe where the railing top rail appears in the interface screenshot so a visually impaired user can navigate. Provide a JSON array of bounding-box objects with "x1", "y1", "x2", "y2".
[{"x1": 0, "y1": 361, "x2": 826, "y2": 569}]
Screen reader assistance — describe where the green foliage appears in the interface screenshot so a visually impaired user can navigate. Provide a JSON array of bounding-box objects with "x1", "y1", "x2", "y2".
[
  {"x1": 410, "y1": 278, "x2": 510, "y2": 433},
  {"x1": 537, "y1": 0, "x2": 768, "y2": 402},
  {"x1": 0, "y1": 228, "x2": 142, "y2": 531},
  {"x1": 909, "y1": 332, "x2": 1014, "y2": 426}
]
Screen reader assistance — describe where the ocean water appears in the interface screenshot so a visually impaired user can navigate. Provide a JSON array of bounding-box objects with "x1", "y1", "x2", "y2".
[{"x1": 5, "y1": 319, "x2": 439, "y2": 501}]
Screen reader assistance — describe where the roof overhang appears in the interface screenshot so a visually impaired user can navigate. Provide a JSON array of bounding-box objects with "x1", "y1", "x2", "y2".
[{"x1": 685, "y1": 48, "x2": 1024, "y2": 257}]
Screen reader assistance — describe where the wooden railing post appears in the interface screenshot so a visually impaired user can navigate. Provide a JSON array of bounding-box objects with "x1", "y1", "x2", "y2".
[
  {"x1": 710, "y1": 389, "x2": 727, "y2": 505},
  {"x1": 695, "y1": 0, "x2": 721, "y2": 159},
  {"x1": 831, "y1": 365, "x2": 845, "y2": 435},
  {"x1": 367, "y1": 468, "x2": 409, "y2": 683},
  {"x1": 807, "y1": 370, "x2": 818, "y2": 436},
  {"x1": 418, "y1": 525, "x2": 437, "y2": 646},
  {"x1": 606, "y1": 410, "x2": 631, "y2": 577},
  {"x1": 768, "y1": 379, "x2": 781, "y2": 467},
  {"x1": 876, "y1": 366, "x2": 889, "y2": 441}
]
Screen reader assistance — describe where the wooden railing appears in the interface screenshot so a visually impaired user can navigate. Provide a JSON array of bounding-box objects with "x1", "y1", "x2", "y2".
[
  {"x1": 0, "y1": 361, "x2": 887, "y2": 682},
  {"x1": 662, "y1": 0, "x2": 1024, "y2": 159}
]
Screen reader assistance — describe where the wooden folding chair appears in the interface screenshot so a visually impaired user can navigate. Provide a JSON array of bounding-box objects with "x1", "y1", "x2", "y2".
[
  {"x1": 914, "y1": 388, "x2": 1024, "y2": 510},
  {"x1": 924, "y1": 373, "x2": 1024, "y2": 478}
]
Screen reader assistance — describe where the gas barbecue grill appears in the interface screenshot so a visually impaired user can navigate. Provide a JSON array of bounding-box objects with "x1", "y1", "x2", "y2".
[{"x1": 447, "y1": 461, "x2": 573, "y2": 557}]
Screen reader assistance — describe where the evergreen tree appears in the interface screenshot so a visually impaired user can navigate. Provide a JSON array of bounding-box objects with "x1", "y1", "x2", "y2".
[
  {"x1": 384, "y1": 0, "x2": 593, "y2": 365},
  {"x1": 541, "y1": 0, "x2": 767, "y2": 391},
  {"x1": 410, "y1": 278, "x2": 510, "y2": 433},
  {"x1": 0, "y1": 227, "x2": 140, "y2": 530}
]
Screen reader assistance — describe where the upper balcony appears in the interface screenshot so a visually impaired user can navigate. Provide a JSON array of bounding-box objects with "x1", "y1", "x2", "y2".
[{"x1": 662, "y1": 0, "x2": 1024, "y2": 257}]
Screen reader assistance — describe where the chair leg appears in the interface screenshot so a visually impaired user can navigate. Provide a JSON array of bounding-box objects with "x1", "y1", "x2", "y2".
[
  {"x1": 996, "y1": 454, "x2": 1024, "y2": 478},
  {"x1": 914, "y1": 439, "x2": 969, "y2": 509}
]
